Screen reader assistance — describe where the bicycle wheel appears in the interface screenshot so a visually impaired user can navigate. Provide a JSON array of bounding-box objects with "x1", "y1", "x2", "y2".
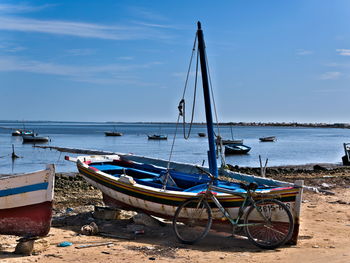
[
  {"x1": 244, "y1": 199, "x2": 294, "y2": 249},
  {"x1": 173, "y1": 198, "x2": 212, "y2": 244}
]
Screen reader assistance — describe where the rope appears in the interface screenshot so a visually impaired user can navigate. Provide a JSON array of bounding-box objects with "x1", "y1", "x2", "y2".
[
  {"x1": 163, "y1": 32, "x2": 198, "y2": 189},
  {"x1": 181, "y1": 49, "x2": 199, "y2": 139}
]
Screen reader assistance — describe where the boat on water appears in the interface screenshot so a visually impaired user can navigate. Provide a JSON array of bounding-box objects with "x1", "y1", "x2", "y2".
[
  {"x1": 22, "y1": 135, "x2": 50, "y2": 143},
  {"x1": 216, "y1": 125, "x2": 243, "y2": 145},
  {"x1": 147, "y1": 134, "x2": 168, "y2": 140},
  {"x1": 0, "y1": 165, "x2": 55, "y2": 237},
  {"x1": 217, "y1": 138, "x2": 244, "y2": 145},
  {"x1": 259, "y1": 136, "x2": 276, "y2": 142},
  {"x1": 105, "y1": 131, "x2": 123, "y2": 136},
  {"x1": 12, "y1": 129, "x2": 34, "y2": 136},
  {"x1": 225, "y1": 143, "x2": 251, "y2": 155},
  {"x1": 198, "y1": 132, "x2": 206, "y2": 137},
  {"x1": 66, "y1": 22, "x2": 303, "y2": 243}
]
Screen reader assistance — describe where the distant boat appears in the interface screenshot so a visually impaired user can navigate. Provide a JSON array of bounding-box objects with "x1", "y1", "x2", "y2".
[
  {"x1": 216, "y1": 124, "x2": 243, "y2": 145},
  {"x1": 198, "y1": 132, "x2": 206, "y2": 137},
  {"x1": 0, "y1": 165, "x2": 55, "y2": 237},
  {"x1": 148, "y1": 134, "x2": 168, "y2": 140},
  {"x1": 105, "y1": 131, "x2": 123, "y2": 136},
  {"x1": 12, "y1": 129, "x2": 34, "y2": 136},
  {"x1": 217, "y1": 138, "x2": 244, "y2": 145},
  {"x1": 225, "y1": 143, "x2": 251, "y2": 155},
  {"x1": 22, "y1": 135, "x2": 50, "y2": 143},
  {"x1": 259, "y1": 136, "x2": 276, "y2": 142}
]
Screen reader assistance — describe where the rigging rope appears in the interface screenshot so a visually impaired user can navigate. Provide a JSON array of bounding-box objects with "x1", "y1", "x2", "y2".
[{"x1": 163, "y1": 29, "x2": 227, "y2": 188}]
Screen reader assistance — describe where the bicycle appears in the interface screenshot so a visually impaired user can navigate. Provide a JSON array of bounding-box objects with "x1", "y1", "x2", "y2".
[{"x1": 172, "y1": 167, "x2": 294, "y2": 249}]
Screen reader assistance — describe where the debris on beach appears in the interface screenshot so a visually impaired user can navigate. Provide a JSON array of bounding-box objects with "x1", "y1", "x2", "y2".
[{"x1": 81, "y1": 222, "x2": 99, "y2": 236}]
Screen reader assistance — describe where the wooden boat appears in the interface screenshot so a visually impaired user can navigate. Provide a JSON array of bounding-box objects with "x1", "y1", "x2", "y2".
[
  {"x1": 22, "y1": 135, "x2": 50, "y2": 143},
  {"x1": 66, "y1": 22, "x2": 303, "y2": 243},
  {"x1": 105, "y1": 131, "x2": 123, "y2": 136},
  {"x1": 224, "y1": 143, "x2": 251, "y2": 154},
  {"x1": 0, "y1": 165, "x2": 55, "y2": 237},
  {"x1": 147, "y1": 134, "x2": 167, "y2": 140},
  {"x1": 259, "y1": 136, "x2": 276, "y2": 142},
  {"x1": 198, "y1": 132, "x2": 206, "y2": 137}
]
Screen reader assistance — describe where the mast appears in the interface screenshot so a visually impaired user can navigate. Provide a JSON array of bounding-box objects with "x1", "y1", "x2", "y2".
[{"x1": 196, "y1": 21, "x2": 218, "y2": 178}]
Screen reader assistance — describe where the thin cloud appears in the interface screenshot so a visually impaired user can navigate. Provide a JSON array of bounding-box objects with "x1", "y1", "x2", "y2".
[
  {"x1": 319, "y1": 71, "x2": 341, "y2": 80},
  {"x1": 66, "y1": 49, "x2": 95, "y2": 56},
  {"x1": 0, "y1": 16, "x2": 175, "y2": 40},
  {"x1": 0, "y1": 56, "x2": 162, "y2": 85},
  {"x1": 0, "y1": 3, "x2": 54, "y2": 13},
  {"x1": 118, "y1": 56, "x2": 134, "y2": 61},
  {"x1": 336, "y1": 49, "x2": 350, "y2": 56},
  {"x1": 0, "y1": 43, "x2": 26, "y2": 53},
  {"x1": 296, "y1": 49, "x2": 313, "y2": 56}
]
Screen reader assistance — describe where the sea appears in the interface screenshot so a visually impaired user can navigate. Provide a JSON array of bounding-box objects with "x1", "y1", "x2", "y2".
[{"x1": 0, "y1": 121, "x2": 349, "y2": 174}]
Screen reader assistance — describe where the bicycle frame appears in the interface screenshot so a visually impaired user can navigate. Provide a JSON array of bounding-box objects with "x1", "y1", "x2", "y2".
[{"x1": 201, "y1": 182, "x2": 271, "y2": 229}]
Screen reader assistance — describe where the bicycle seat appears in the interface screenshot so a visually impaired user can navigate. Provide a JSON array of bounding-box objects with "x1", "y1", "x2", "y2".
[{"x1": 239, "y1": 182, "x2": 258, "y2": 191}]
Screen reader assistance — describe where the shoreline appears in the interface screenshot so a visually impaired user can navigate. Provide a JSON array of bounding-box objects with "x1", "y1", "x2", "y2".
[{"x1": 1, "y1": 121, "x2": 350, "y2": 129}]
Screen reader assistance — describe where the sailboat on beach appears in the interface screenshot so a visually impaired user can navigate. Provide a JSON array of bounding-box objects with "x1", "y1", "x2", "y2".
[{"x1": 66, "y1": 22, "x2": 303, "y2": 243}]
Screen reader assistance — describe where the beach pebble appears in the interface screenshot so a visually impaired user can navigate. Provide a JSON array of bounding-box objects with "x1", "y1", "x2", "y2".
[{"x1": 15, "y1": 239, "x2": 35, "y2": 255}]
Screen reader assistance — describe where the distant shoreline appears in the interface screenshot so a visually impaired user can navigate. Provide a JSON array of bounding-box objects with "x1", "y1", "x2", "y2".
[{"x1": 0, "y1": 120, "x2": 350, "y2": 129}]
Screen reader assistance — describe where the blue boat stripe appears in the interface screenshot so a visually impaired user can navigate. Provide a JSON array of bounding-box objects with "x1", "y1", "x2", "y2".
[{"x1": 0, "y1": 182, "x2": 49, "y2": 197}]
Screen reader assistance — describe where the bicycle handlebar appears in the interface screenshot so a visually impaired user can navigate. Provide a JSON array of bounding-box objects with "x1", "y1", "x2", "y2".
[{"x1": 195, "y1": 165, "x2": 215, "y2": 181}]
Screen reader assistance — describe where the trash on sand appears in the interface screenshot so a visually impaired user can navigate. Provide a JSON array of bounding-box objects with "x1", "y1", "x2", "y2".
[
  {"x1": 57, "y1": 241, "x2": 73, "y2": 247},
  {"x1": 75, "y1": 242, "x2": 113, "y2": 249},
  {"x1": 99, "y1": 232, "x2": 135, "y2": 240}
]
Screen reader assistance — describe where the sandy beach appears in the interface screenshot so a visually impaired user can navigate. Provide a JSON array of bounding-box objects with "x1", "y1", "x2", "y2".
[{"x1": 1, "y1": 166, "x2": 349, "y2": 263}]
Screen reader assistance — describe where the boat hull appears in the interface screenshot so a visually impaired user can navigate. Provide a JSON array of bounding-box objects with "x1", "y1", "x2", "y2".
[
  {"x1": 22, "y1": 136, "x2": 49, "y2": 143},
  {"x1": 224, "y1": 144, "x2": 251, "y2": 154},
  {"x1": 0, "y1": 165, "x2": 55, "y2": 236},
  {"x1": 105, "y1": 132, "x2": 123, "y2": 136},
  {"x1": 259, "y1": 136, "x2": 276, "y2": 142},
  {"x1": 0, "y1": 201, "x2": 53, "y2": 236}
]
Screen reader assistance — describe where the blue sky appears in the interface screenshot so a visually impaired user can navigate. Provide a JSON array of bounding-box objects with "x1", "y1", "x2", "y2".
[{"x1": 0, "y1": 0, "x2": 349, "y2": 123}]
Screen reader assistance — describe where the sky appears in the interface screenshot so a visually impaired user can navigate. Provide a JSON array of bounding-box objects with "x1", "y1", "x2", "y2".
[{"x1": 0, "y1": 0, "x2": 350, "y2": 123}]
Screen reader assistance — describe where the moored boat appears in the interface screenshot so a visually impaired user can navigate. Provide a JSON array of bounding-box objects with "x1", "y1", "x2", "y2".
[
  {"x1": 259, "y1": 136, "x2": 276, "y2": 142},
  {"x1": 198, "y1": 132, "x2": 206, "y2": 137},
  {"x1": 105, "y1": 131, "x2": 123, "y2": 136},
  {"x1": 0, "y1": 165, "x2": 55, "y2": 237},
  {"x1": 147, "y1": 134, "x2": 167, "y2": 140},
  {"x1": 12, "y1": 129, "x2": 34, "y2": 136},
  {"x1": 224, "y1": 143, "x2": 251, "y2": 154},
  {"x1": 217, "y1": 138, "x2": 244, "y2": 145},
  {"x1": 22, "y1": 135, "x2": 50, "y2": 143}
]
